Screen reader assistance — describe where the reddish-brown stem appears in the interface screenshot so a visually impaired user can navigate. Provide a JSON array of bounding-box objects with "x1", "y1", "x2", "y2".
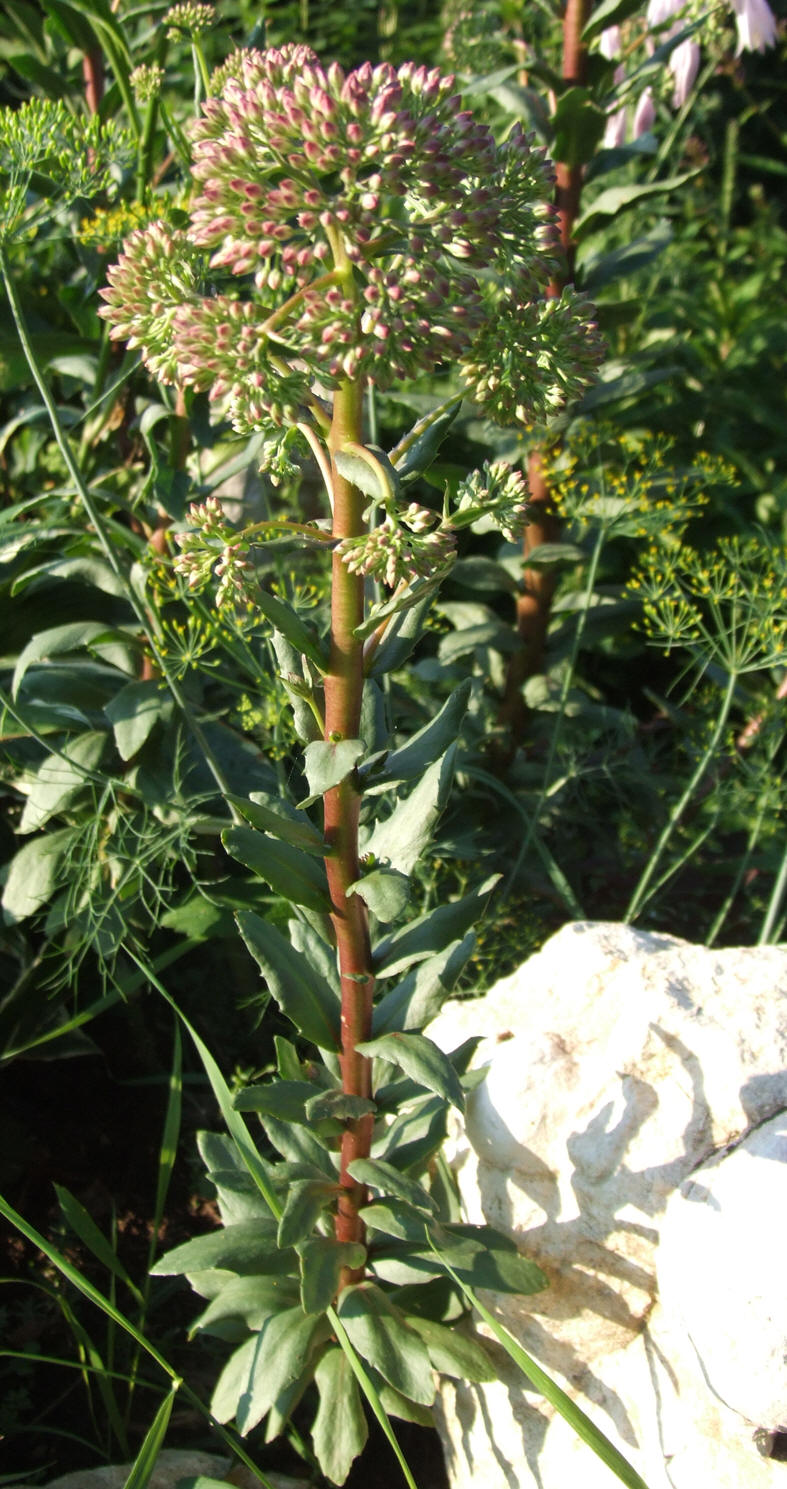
[
  {"x1": 83, "y1": 51, "x2": 105, "y2": 115},
  {"x1": 323, "y1": 379, "x2": 375, "y2": 1279},
  {"x1": 503, "y1": 0, "x2": 594, "y2": 726}
]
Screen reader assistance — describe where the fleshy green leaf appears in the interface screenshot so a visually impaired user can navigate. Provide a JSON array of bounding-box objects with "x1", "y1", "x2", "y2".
[
  {"x1": 363, "y1": 682, "x2": 472, "y2": 791},
  {"x1": 373, "y1": 875, "x2": 499, "y2": 978},
  {"x1": 255, "y1": 593, "x2": 327, "y2": 671},
  {"x1": 213, "y1": 1309, "x2": 330, "y2": 1432},
  {"x1": 334, "y1": 443, "x2": 400, "y2": 504},
  {"x1": 223, "y1": 825, "x2": 331, "y2": 914},
  {"x1": 346, "y1": 867, "x2": 411, "y2": 923},
  {"x1": 277, "y1": 1179, "x2": 338, "y2": 1250},
  {"x1": 357, "y1": 1031, "x2": 465, "y2": 1112},
  {"x1": 228, "y1": 791, "x2": 327, "y2": 854},
  {"x1": 372, "y1": 935, "x2": 476, "y2": 1035},
  {"x1": 261, "y1": 1114, "x2": 337, "y2": 1177},
  {"x1": 337, "y1": 1283, "x2": 435, "y2": 1405},
  {"x1": 305, "y1": 1091, "x2": 376, "y2": 1123},
  {"x1": 347, "y1": 1158, "x2": 438, "y2": 1216},
  {"x1": 234, "y1": 1080, "x2": 316, "y2": 1123},
  {"x1": 372, "y1": 1094, "x2": 447, "y2": 1173},
  {"x1": 236, "y1": 911, "x2": 340, "y2": 1051},
  {"x1": 388, "y1": 399, "x2": 461, "y2": 486},
  {"x1": 191, "y1": 1275, "x2": 300, "y2": 1340},
  {"x1": 302, "y1": 737, "x2": 365, "y2": 797},
  {"x1": 312, "y1": 1347, "x2": 369, "y2": 1485},
  {"x1": 417, "y1": 1223, "x2": 547, "y2": 1296},
  {"x1": 104, "y1": 679, "x2": 171, "y2": 761},
  {"x1": 299, "y1": 1237, "x2": 367, "y2": 1316},
  {"x1": 149, "y1": 1219, "x2": 279, "y2": 1277},
  {"x1": 361, "y1": 749, "x2": 456, "y2": 876},
  {"x1": 405, "y1": 1316, "x2": 496, "y2": 1382}
]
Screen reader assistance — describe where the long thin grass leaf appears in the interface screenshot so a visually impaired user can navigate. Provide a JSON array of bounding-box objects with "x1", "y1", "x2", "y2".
[
  {"x1": 122, "y1": 1384, "x2": 177, "y2": 1489},
  {"x1": 55, "y1": 1185, "x2": 143, "y2": 1304},
  {"x1": 441, "y1": 1263, "x2": 651, "y2": 1489},
  {"x1": 126, "y1": 953, "x2": 282, "y2": 1222},
  {"x1": 0, "y1": 1195, "x2": 178, "y2": 1382}
]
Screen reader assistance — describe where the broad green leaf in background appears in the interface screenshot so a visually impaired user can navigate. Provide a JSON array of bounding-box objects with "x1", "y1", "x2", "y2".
[
  {"x1": 236, "y1": 911, "x2": 341, "y2": 1051},
  {"x1": 12, "y1": 621, "x2": 138, "y2": 696},
  {"x1": 104, "y1": 680, "x2": 171, "y2": 762},
  {"x1": 18, "y1": 728, "x2": 106, "y2": 832},
  {"x1": 1, "y1": 827, "x2": 72, "y2": 920}
]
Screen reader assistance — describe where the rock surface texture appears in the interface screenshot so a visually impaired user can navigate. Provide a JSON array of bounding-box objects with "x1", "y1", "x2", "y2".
[
  {"x1": 6, "y1": 1451, "x2": 305, "y2": 1489},
  {"x1": 429, "y1": 921, "x2": 787, "y2": 1489}
]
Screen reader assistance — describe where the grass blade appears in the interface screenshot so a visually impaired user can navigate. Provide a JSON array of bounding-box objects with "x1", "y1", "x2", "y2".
[
  {"x1": 123, "y1": 1383, "x2": 177, "y2": 1489},
  {"x1": 327, "y1": 1306, "x2": 419, "y2": 1489},
  {"x1": 441, "y1": 1261, "x2": 651, "y2": 1489}
]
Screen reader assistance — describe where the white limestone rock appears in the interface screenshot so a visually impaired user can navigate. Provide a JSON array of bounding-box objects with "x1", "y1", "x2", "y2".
[
  {"x1": 657, "y1": 1110, "x2": 787, "y2": 1428},
  {"x1": 429, "y1": 921, "x2": 787, "y2": 1489},
  {"x1": 7, "y1": 1452, "x2": 306, "y2": 1489}
]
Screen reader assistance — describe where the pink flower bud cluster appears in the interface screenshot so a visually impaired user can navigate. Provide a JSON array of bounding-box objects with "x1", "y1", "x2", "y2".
[
  {"x1": 173, "y1": 494, "x2": 255, "y2": 606},
  {"x1": 100, "y1": 43, "x2": 602, "y2": 447},
  {"x1": 337, "y1": 517, "x2": 456, "y2": 589}
]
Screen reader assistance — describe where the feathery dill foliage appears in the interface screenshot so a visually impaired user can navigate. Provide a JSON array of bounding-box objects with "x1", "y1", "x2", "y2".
[{"x1": 0, "y1": 99, "x2": 132, "y2": 244}]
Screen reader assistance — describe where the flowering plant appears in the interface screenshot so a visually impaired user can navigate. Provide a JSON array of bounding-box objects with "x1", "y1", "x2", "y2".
[{"x1": 96, "y1": 41, "x2": 602, "y2": 1484}]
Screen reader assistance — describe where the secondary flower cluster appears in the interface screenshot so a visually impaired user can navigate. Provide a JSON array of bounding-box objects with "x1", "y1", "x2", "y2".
[
  {"x1": 173, "y1": 494, "x2": 254, "y2": 605},
  {"x1": 100, "y1": 44, "x2": 602, "y2": 453}
]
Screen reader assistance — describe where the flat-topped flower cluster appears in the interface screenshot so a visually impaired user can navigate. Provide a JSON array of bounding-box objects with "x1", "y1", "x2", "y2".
[{"x1": 100, "y1": 43, "x2": 601, "y2": 456}]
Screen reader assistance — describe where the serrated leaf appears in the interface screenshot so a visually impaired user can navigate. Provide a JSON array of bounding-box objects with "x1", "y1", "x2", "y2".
[
  {"x1": 346, "y1": 867, "x2": 410, "y2": 923},
  {"x1": 357, "y1": 1032, "x2": 464, "y2": 1112},
  {"x1": 347, "y1": 1159, "x2": 438, "y2": 1216},
  {"x1": 365, "y1": 682, "x2": 472, "y2": 790},
  {"x1": 337, "y1": 1283, "x2": 435, "y2": 1405},
  {"x1": 150, "y1": 1219, "x2": 279, "y2": 1277},
  {"x1": 1, "y1": 828, "x2": 72, "y2": 921},
  {"x1": 373, "y1": 875, "x2": 499, "y2": 978},
  {"x1": 191, "y1": 1274, "x2": 300, "y2": 1340},
  {"x1": 313, "y1": 1347, "x2": 369, "y2": 1484},
  {"x1": 299, "y1": 1237, "x2": 366, "y2": 1316},
  {"x1": 361, "y1": 750, "x2": 456, "y2": 877},
  {"x1": 405, "y1": 1316, "x2": 496, "y2": 1382},
  {"x1": 372, "y1": 935, "x2": 476, "y2": 1035},
  {"x1": 277, "y1": 1179, "x2": 338, "y2": 1249},
  {"x1": 302, "y1": 738, "x2": 365, "y2": 797},
  {"x1": 236, "y1": 911, "x2": 340, "y2": 1051},
  {"x1": 227, "y1": 792, "x2": 327, "y2": 855},
  {"x1": 19, "y1": 729, "x2": 106, "y2": 832},
  {"x1": 224, "y1": 826, "x2": 331, "y2": 914}
]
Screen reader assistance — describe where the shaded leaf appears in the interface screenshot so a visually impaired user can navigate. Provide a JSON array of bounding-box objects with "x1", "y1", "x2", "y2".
[
  {"x1": 365, "y1": 682, "x2": 472, "y2": 791},
  {"x1": 191, "y1": 1275, "x2": 300, "y2": 1340},
  {"x1": 234, "y1": 1080, "x2": 315, "y2": 1124},
  {"x1": 388, "y1": 400, "x2": 461, "y2": 487},
  {"x1": 372, "y1": 935, "x2": 476, "y2": 1035},
  {"x1": 302, "y1": 737, "x2": 365, "y2": 798},
  {"x1": 227, "y1": 791, "x2": 327, "y2": 854},
  {"x1": 347, "y1": 867, "x2": 410, "y2": 923},
  {"x1": 372, "y1": 1094, "x2": 447, "y2": 1173},
  {"x1": 361, "y1": 750, "x2": 456, "y2": 877},
  {"x1": 405, "y1": 1316, "x2": 496, "y2": 1382},
  {"x1": 19, "y1": 729, "x2": 106, "y2": 832},
  {"x1": 373, "y1": 875, "x2": 499, "y2": 978},
  {"x1": 277, "y1": 1179, "x2": 338, "y2": 1249},
  {"x1": 150, "y1": 1219, "x2": 279, "y2": 1277},
  {"x1": 223, "y1": 826, "x2": 331, "y2": 914},
  {"x1": 2, "y1": 828, "x2": 72, "y2": 921},
  {"x1": 13, "y1": 621, "x2": 137, "y2": 696},
  {"x1": 305, "y1": 1091, "x2": 375, "y2": 1122},
  {"x1": 347, "y1": 1159, "x2": 437, "y2": 1216},
  {"x1": 236, "y1": 911, "x2": 340, "y2": 1051},
  {"x1": 299, "y1": 1237, "x2": 366, "y2": 1316}
]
